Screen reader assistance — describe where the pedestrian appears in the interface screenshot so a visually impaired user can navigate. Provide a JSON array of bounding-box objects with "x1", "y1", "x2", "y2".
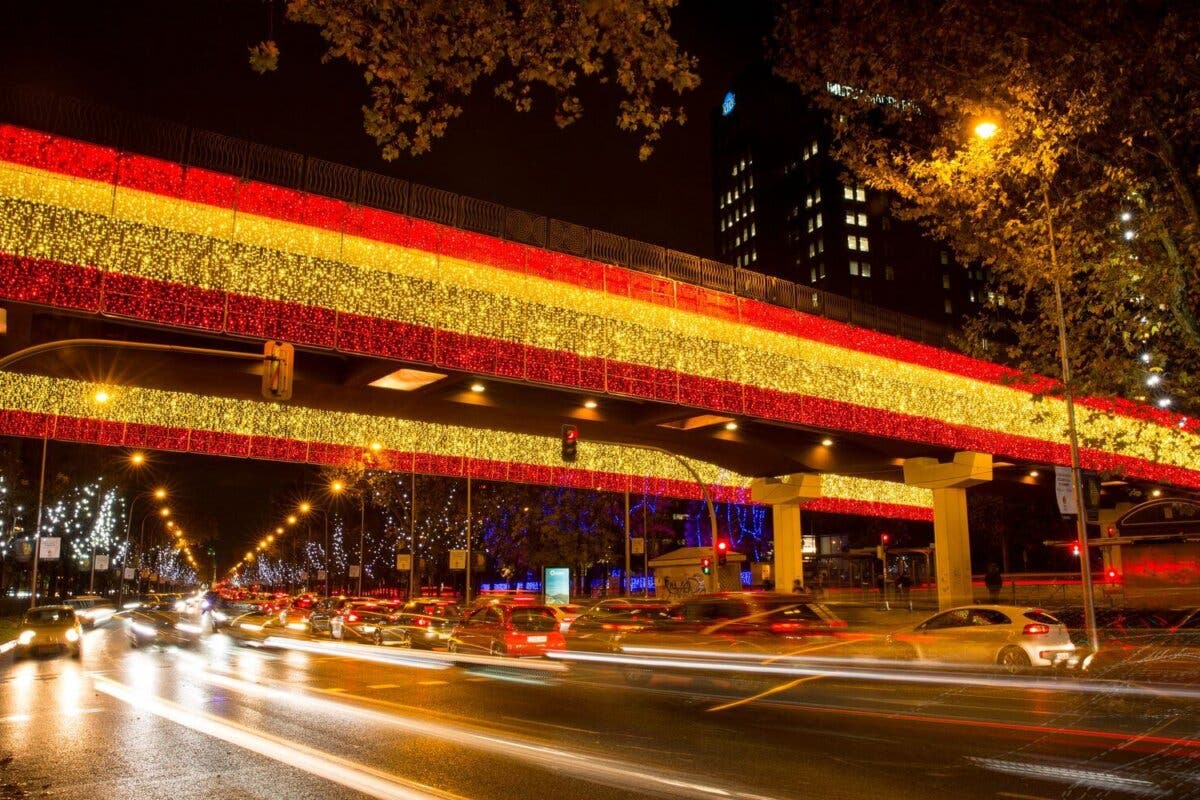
[
  {"x1": 791, "y1": 578, "x2": 805, "y2": 594},
  {"x1": 985, "y1": 563, "x2": 1003, "y2": 604}
]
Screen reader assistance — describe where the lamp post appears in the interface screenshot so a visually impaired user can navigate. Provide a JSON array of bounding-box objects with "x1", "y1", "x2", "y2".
[
  {"x1": 974, "y1": 121, "x2": 1099, "y2": 654},
  {"x1": 117, "y1": 486, "x2": 166, "y2": 608}
]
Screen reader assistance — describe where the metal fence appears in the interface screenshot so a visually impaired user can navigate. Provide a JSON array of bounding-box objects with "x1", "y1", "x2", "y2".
[{"x1": 0, "y1": 87, "x2": 952, "y2": 349}]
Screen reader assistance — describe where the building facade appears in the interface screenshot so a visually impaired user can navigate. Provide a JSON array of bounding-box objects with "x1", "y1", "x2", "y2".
[{"x1": 712, "y1": 69, "x2": 985, "y2": 324}]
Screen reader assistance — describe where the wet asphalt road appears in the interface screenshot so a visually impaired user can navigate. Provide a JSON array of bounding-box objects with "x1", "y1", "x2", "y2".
[{"x1": 0, "y1": 622, "x2": 1198, "y2": 800}]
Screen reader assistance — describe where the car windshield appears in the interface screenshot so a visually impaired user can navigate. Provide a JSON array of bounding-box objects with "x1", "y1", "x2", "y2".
[
  {"x1": 24, "y1": 608, "x2": 75, "y2": 625},
  {"x1": 510, "y1": 608, "x2": 558, "y2": 632}
]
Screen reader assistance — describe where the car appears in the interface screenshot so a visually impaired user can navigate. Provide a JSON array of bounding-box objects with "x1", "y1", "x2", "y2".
[
  {"x1": 126, "y1": 600, "x2": 205, "y2": 648},
  {"x1": 309, "y1": 597, "x2": 373, "y2": 634},
  {"x1": 371, "y1": 598, "x2": 463, "y2": 649},
  {"x1": 548, "y1": 603, "x2": 589, "y2": 633},
  {"x1": 329, "y1": 602, "x2": 393, "y2": 642},
  {"x1": 14, "y1": 606, "x2": 83, "y2": 659},
  {"x1": 564, "y1": 600, "x2": 674, "y2": 653},
  {"x1": 449, "y1": 603, "x2": 565, "y2": 657},
  {"x1": 226, "y1": 610, "x2": 306, "y2": 647},
  {"x1": 890, "y1": 605, "x2": 1074, "y2": 672},
  {"x1": 616, "y1": 592, "x2": 846, "y2": 658},
  {"x1": 64, "y1": 595, "x2": 116, "y2": 628}
]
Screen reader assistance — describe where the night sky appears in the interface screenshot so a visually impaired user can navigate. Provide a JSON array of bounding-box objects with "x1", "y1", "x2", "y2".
[
  {"x1": 0, "y1": 1, "x2": 773, "y2": 563},
  {"x1": 0, "y1": 0, "x2": 773, "y2": 256}
]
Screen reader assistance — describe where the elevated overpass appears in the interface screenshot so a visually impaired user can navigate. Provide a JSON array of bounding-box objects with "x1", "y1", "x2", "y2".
[{"x1": 0, "y1": 97, "x2": 1196, "y2": 607}]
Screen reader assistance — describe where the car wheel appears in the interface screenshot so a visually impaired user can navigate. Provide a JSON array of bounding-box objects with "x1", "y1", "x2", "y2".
[
  {"x1": 998, "y1": 646, "x2": 1031, "y2": 674},
  {"x1": 396, "y1": 631, "x2": 412, "y2": 649},
  {"x1": 490, "y1": 640, "x2": 506, "y2": 657},
  {"x1": 447, "y1": 639, "x2": 459, "y2": 654},
  {"x1": 373, "y1": 629, "x2": 384, "y2": 647}
]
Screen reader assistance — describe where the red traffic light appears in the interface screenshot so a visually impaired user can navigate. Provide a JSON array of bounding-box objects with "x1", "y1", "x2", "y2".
[
  {"x1": 716, "y1": 541, "x2": 728, "y2": 552},
  {"x1": 560, "y1": 424, "x2": 579, "y2": 463},
  {"x1": 1071, "y1": 542, "x2": 1081, "y2": 557},
  {"x1": 700, "y1": 556, "x2": 712, "y2": 575},
  {"x1": 564, "y1": 427, "x2": 578, "y2": 443},
  {"x1": 880, "y1": 533, "x2": 891, "y2": 546}
]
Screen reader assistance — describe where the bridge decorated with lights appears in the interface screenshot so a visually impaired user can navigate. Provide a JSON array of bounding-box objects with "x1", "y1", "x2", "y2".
[{"x1": 0, "y1": 116, "x2": 1196, "y2": 606}]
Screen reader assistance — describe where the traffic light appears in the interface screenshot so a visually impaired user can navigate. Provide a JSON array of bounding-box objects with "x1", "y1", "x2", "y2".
[
  {"x1": 880, "y1": 532, "x2": 891, "y2": 547},
  {"x1": 560, "y1": 424, "x2": 579, "y2": 462},
  {"x1": 1071, "y1": 541, "x2": 1081, "y2": 557},
  {"x1": 716, "y1": 540, "x2": 729, "y2": 566},
  {"x1": 700, "y1": 556, "x2": 712, "y2": 575},
  {"x1": 262, "y1": 340, "x2": 294, "y2": 400}
]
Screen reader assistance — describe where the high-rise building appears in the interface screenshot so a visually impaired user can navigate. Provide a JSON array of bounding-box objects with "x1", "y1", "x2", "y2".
[{"x1": 712, "y1": 69, "x2": 985, "y2": 324}]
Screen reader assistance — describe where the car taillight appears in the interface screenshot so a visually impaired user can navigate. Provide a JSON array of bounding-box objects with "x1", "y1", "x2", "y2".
[
  {"x1": 1023, "y1": 623, "x2": 1050, "y2": 636},
  {"x1": 600, "y1": 623, "x2": 635, "y2": 631},
  {"x1": 770, "y1": 621, "x2": 807, "y2": 634},
  {"x1": 415, "y1": 617, "x2": 428, "y2": 627}
]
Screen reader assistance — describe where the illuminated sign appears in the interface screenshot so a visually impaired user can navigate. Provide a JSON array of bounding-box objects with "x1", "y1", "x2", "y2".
[
  {"x1": 543, "y1": 567, "x2": 570, "y2": 606},
  {"x1": 722, "y1": 91, "x2": 736, "y2": 116}
]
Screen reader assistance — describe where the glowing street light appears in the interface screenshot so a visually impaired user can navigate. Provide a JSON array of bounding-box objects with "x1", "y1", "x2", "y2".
[
  {"x1": 330, "y1": 480, "x2": 345, "y2": 494},
  {"x1": 130, "y1": 452, "x2": 146, "y2": 466},
  {"x1": 93, "y1": 389, "x2": 110, "y2": 404},
  {"x1": 973, "y1": 120, "x2": 998, "y2": 140}
]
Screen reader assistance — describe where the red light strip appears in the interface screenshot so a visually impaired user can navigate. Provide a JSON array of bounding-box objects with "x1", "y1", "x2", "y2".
[{"x1": 0, "y1": 123, "x2": 1188, "y2": 435}]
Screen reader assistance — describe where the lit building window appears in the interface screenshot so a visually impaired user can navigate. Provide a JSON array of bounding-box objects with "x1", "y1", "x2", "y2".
[
  {"x1": 817, "y1": 237, "x2": 824, "y2": 253},
  {"x1": 855, "y1": 186, "x2": 866, "y2": 202},
  {"x1": 859, "y1": 236, "x2": 869, "y2": 252},
  {"x1": 944, "y1": 298, "x2": 953, "y2": 314},
  {"x1": 940, "y1": 251, "x2": 950, "y2": 265},
  {"x1": 808, "y1": 218, "x2": 815, "y2": 233},
  {"x1": 808, "y1": 242, "x2": 816, "y2": 258},
  {"x1": 861, "y1": 261, "x2": 871, "y2": 278},
  {"x1": 849, "y1": 260, "x2": 860, "y2": 276},
  {"x1": 885, "y1": 265, "x2": 895, "y2": 281},
  {"x1": 810, "y1": 267, "x2": 818, "y2": 282},
  {"x1": 845, "y1": 211, "x2": 856, "y2": 225},
  {"x1": 848, "y1": 235, "x2": 857, "y2": 250},
  {"x1": 848, "y1": 235, "x2": 869, "y2": 252},
  {"x1": 815, "y1": 212, "x2": 823, "y2": 229},
  {"x1": 750, "y1": 222, "x2": 756, "y2": 237},
  {"x1": 844, "y1": 185, "x2": 854, "y2": 200},
  {"x1": 942, "y1": 273, "x2": 951, "y2": 289},
  {"x1": 857, "y1": 212, "x2": 867, "y2": 226}
]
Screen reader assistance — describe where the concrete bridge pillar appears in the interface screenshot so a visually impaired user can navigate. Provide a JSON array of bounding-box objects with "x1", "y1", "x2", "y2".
[
  {"x1": 903, "y1": 452, "x2": 992, "y2": 610},
  {"x1": 1097, "y1": 502, "x2": 1133, "y2": 577},
  {"x1": 750, "y1": 474, "x2": 822, "y2": 593}
]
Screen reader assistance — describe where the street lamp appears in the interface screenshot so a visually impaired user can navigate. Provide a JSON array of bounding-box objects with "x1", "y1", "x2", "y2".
[
  {"x1": 973, "y1": 121, "x2": 1099, "y2": 654},
  {"x1": 117, "y1": 483, "x2": 167, "y2": 607}
]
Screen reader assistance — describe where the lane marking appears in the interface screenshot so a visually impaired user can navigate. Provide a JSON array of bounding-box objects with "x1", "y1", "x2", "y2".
[
  {"x1": 199, "y1": 669, "x2": 787, "y2": 800},
  {"x1": 368, "y1": 684, "x2": 403, "y2": 690},
  {"x1": 92, "y1": 676, "x2": 464, "y2": 800},
  {"x1": 501, "y1": 716, "x2": 594, "y2": 735},
  {"x1": 708, "y1": 675, "x2": 825, "y2": 713},
  {"x1": 0, "y1": 714, "x2": 31, "y2": 723},
  {"x1": 416, "y1": 680, "x2": 448, "y2": 687}
]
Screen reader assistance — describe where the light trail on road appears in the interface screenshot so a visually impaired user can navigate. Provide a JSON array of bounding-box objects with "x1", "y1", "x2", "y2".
[{"x1": 92, "y1": 675, "x2": 466, "y2": 800}]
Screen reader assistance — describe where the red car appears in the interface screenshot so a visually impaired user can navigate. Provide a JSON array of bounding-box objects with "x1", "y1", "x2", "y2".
[{"x1": 449, "y1": 603, "x2": 564, "y2": 657}]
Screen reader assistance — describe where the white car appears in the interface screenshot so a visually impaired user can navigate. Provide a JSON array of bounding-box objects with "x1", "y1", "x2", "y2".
[{"x1": 892, "y1": 605, "x2": 1074, "y2": 671}]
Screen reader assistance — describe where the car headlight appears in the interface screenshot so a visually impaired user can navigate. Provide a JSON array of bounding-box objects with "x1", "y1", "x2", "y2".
[
  {"x1": 131, "y1": 622, "x2": 158, "y2": 638},
  {"x1": 212, "y1": 611, "x2": 228, "y2": 622},
  {"x1": 18, "y1": 630, "x2": 35, "y2": 645},
  {"x1": 65, "y1": 628, "x2": 80, "y2": 643}
]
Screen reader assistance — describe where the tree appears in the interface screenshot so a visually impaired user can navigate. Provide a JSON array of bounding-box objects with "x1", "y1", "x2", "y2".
[
  {"x1": 770, "y1": 1, "x2": 1199, "y2": 414},
  {"x1": 257, "y1": 0, "x2": 698, "y2": 160}
]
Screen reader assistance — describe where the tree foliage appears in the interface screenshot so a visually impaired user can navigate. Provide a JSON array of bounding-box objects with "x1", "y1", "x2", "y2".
[
  {"x1": 773, "y1": 0, "x2": 1200, "y2": 412},
  {"x1": 260, "y1": 0, "x2": 698, "y2": 159}
]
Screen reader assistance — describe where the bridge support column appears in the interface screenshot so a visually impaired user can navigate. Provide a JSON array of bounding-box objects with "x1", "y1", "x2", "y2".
[
  {"x1": 1097, "y1": 503, "x2": 1132, "y2": 577},
  {"x1": 751, "y1": 474, "x2": 822, "y2": 593},
  {"x1": 903, "y1": 452, "x2": 992, "y2": 610}
]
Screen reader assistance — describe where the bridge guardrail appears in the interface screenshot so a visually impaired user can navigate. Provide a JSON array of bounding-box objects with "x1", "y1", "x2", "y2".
[{"x1": 0, "y1": 86, "x2": 953, "y2": 350}]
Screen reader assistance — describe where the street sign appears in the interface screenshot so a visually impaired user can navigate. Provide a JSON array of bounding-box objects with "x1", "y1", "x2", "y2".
[
  {"x1": 38, "y1": 537, "x2": 61, "y2": 560},
  {"x1": 348, "y1": 565, "x2": 361, "y2": 579},
  {"x1": 630, "y1": 537, "x2": 645, "y2": 555},
  {"x1": 94, "y1": 554, "x2": 109, "y2": 571},
  {"x1": 1055, "y1": 466, "x2": 1078, "y2": 516},
  {"x1": 124, "y1": 567, "x2": 135, "y2": 580},
  {"x1": 449, "y1": 549, "x2": 467, "y2": 570},
  {"x1": 396, "y1": 554, "x2": 412, "y2": 571}
]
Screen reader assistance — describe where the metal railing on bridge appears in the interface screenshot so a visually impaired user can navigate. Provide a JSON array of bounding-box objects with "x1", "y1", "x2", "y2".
[{"x1": 0, "y1": 87, "x2": 953, "y2": 350}]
